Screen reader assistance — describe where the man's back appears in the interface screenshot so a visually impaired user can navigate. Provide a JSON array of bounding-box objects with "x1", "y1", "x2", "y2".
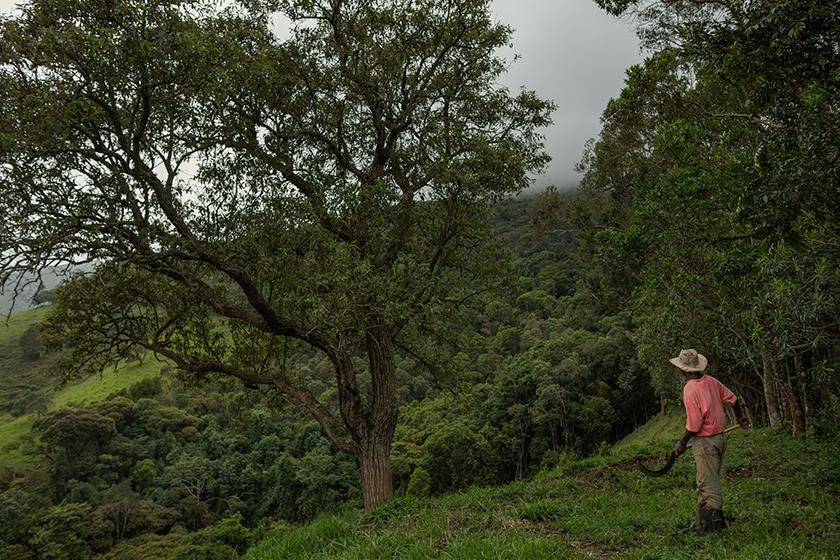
[{"x1": 682, "y1": 375, "x2": 737, "y2": 437}]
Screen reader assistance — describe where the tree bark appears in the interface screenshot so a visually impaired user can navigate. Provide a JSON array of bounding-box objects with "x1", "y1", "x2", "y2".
[
  {"x1": 780, "y1": 358, "x2": 806, "y2": 437},
  {"x1": 353, "y1": 323, "x2": 399, "y2": 510},
  {"x1": 761, "y1": 352, "x2": 783, "y2": 427},
  {"x1": 358, "y1": 440, "x2": 394, "y2": 511}
]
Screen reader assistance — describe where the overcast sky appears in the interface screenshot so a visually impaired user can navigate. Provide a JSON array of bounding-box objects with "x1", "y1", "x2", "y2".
[
  {"x1": 493, "y1": 0, "x2": 642, "y2": 189},
  {"x1": 0, "y1": 0, "x2": 643, "y2": 190}
]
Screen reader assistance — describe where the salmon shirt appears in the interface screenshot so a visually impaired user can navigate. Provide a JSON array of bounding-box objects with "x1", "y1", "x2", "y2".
[{"x1": 682, "y1": 375, "x2": 737, "y2": 436}]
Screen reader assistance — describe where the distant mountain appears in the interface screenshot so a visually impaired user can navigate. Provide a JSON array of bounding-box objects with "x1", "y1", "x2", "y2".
[{"x1": 0, "y1": 268, "x2": 69, "y2": 315}]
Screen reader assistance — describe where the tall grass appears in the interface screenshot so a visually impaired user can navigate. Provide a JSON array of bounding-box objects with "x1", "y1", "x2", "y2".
[{"x1": 246, "y1": 426, "x2": 839, "y2": 560}]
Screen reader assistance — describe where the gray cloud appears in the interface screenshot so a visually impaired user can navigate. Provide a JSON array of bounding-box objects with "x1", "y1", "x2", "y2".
[{"x1": 492, "y1": 0, "x2": 642, "y2": 190}]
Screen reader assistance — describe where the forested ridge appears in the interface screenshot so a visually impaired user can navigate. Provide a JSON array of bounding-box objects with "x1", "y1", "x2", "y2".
[{"x1": 0, "y1": 0, "x2": 838, "y2": 559}]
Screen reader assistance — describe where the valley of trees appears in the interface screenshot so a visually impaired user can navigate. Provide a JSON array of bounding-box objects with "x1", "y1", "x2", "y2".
[
  {"x1": 0, "y1": 0, "x2": 837, "y2": 559},
  {"x1": 0, "y1": 199, "x2": 660, "y2": 559}
]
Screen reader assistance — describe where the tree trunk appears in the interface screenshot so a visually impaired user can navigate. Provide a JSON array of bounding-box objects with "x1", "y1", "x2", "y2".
[
  {"x1": 780, "y1": 379, "x2": 806, "y2": 437},
  {"x1": 761, "y1": 352, "x2": 783, "y2": 427},
  {"x1": 359, "y1": 441, "x2": 394, "y2": 511},
  {"x1": 793, "y1": 352, "x2": 810, "y2": 430},
  {"x1": 356, "y1": 323, "x2": 399, "y2": 510}
]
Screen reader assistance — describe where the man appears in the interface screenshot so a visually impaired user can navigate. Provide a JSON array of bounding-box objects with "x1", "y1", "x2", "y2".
[{"x1": 670, "y1": 349, "x2": 749, "y2": 535}]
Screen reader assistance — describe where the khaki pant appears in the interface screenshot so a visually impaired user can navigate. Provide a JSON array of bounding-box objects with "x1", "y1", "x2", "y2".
[{"x1": 692, "y1": 433, "x2": 726, "y2": 510}]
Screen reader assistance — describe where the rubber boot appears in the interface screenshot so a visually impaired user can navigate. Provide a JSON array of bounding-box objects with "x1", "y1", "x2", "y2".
[
  {"x1": 696, "y1": 506, "x2": 714, "y2": 536},
  {"x1": 710, "y1": 508, "x2": 727, "y2": 532},
  {"x1": 696, "y1": 507, "x2": 726, "y2": 535}
]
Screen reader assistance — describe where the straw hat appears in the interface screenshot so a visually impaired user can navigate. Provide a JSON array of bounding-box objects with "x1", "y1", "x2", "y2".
[{"x1": 669, "y1": 349, "x2": 708, "y2": 372}]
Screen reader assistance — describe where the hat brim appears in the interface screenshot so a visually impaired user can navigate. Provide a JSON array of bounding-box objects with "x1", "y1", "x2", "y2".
[{"x1": 669, "y1": 354, "x2": 708, "y2": 372}]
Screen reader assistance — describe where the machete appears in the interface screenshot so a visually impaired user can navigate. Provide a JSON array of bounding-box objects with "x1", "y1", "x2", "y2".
[{"x1": 636, "y1": 425, "x2": 741, "y2": 477}]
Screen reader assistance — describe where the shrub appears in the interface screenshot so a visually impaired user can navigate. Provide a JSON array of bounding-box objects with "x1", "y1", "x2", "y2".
[{"x1": 406, "y1": 467, "x2": 431, "y2": 497}]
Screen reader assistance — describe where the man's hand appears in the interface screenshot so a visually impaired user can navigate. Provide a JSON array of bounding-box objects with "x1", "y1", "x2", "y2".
[{"x1": 675, "y1": 430, "x2": 696, "y2": 456}]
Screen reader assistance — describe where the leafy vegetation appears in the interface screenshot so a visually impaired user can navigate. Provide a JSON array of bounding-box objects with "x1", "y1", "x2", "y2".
[
  {"x1": 0, "y1": 370, "x2": 359, "y2": 559},
  {"x1": 0, "y1": 0, "x2": 837, "y2": 558},
  {"x1": 0, "y1": 308, "x2": 163, "y2": 468},
  {"x1": 0, "y1": 0, "x2": 552, "y2": 510},
  {"x1": 0, "y1": 197, "x2": 661, "y2": 558},
  {"x1": 576, "y1": 0, "x2": 840, "y2": 433},
  {"x1": 3, "y1": 193, "x2": 835, "y2": 558}
]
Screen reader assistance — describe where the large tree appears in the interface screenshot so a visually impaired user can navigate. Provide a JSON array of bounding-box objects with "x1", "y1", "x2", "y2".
[{"x1": 0, "y1": 0, "x2": 552, "y2": 508}]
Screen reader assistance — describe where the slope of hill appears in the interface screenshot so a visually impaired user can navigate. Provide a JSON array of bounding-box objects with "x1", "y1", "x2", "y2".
[
  {"x1": 0, "y1": 268, "x2": 69, "y2": 315},
  {"x1": 245, "y1": 421, "x2": 839, "y2": 560},
  {"x1": 0, "y1": 306, "x2": 56, "y2": 416},
  {"x1": 0, "y1": 307, "x2": 165, "y2": 467}
]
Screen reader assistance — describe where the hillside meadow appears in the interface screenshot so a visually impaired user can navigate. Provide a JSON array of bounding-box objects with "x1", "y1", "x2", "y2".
[
  {"x1": 245, "y1": 423, "x2": 839, "y2": 560},
  {"x1": 0, "y1": 307, "x2": 165, "y2": 467}
]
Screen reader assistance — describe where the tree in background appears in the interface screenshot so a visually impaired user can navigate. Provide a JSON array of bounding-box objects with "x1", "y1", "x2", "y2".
[
  {"x1": 33, "y1": 408, "x2": 117, "y2": 485},
  {"x1": 0, "y1": 0, "x2": 552, "y2": 509},
  {"x1": 19, "y1": 325, "x2": 40, "y2": 361},
  {"x1": 581, "y1": 0, "x2": 839, "y2": 431}
]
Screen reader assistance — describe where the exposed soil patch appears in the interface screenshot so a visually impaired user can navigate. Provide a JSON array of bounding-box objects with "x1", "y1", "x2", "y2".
[
  {"x1": 728, "y1": 465, "x2": 754, "y2": 479},
  {"x1": 576, "y1": 457, "x2": 644, "y2": 489},
  {"x1": 567, "y1": 538, "x2": 625, "y2": 558}
]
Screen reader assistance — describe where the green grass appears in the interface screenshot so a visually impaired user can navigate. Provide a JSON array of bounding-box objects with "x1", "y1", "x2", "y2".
[
  {"x1": 49, "y1": 357, "x2": 165, "y2": 409},
  {"x1": 0, "y1": 307, "x2": 166, "y2": 467},
  {"x1": 610, "y1": 411, "x2": 684, "y2": 456},
  {"x1": 0, "y1": 306, "x2": 59, "y2": 414},
  {"x1": 0, "y1": 414, "x2": 35, "y2": 467},
  {"x1": 0, "y1": 360, "x2": 164, "y2": 468},
  {"x1": 0, "y1": 305, "x2": 49, "y2": 341},
  {"x1": 246, "y1": 423, "x2": 840, "y2": 560}
]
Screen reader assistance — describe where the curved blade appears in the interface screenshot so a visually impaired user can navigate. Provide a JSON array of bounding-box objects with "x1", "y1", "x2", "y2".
[{"x1": 636, "y1": 451, "x2": 678, "y2": 477}]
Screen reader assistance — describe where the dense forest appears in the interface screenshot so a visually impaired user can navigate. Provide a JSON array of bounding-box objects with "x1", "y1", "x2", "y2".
[
  {"x1": 583, "y1": 0, "x2": 839, "y2": 434},
  {"x1": 0, "y1": 198, "x2": 661, "y2": 559},
  {"x1": 0, "y1": 0, "x2": 837, "y2": 559}
]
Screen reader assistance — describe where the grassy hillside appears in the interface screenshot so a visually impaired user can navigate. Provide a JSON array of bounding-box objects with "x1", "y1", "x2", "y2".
[
  {"x1": 0, "y1": 414, "x2": 35, "y2": 467},
  {"x1": 246, "y1": 422, "x2": 839, "y2": 560},
  {"x1": 0, "y1": 307, "x2": 165, "y2": 467},
  {"x1": 0, "y1": 362, "x2": 165, "y2": 466},
  {"x1": 49, "y1": 358, "x2": 166, "y2": 409},
  {"x1": 0, "y1": 306, "x2": 56, "y2": 415}
]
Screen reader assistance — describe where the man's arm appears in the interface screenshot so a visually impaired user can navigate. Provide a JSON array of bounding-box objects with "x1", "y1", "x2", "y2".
[
  {"x1": 675, "y1": 430, "x2": 697, "y2": 455},
  {"x1": 718, "y1": 378, "x2": 750, "y2": 428},
  {"x1": 731, "y1": 400, "x2": 750, "y2": 428}
]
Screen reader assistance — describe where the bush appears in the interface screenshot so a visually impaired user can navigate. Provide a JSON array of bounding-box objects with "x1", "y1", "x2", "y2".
[
  {"x1": 128, "y1": 377, "x2": 164, "y2": 400},
  {"x1": 19, "y1": 325, "x2": 40, "y2": 360},
  {"x1": 423, "y1": 422, "x2": 494, "y2": 493},
  {"x1": 406, "y1": 467, "x2": 431, "y2": 497}
]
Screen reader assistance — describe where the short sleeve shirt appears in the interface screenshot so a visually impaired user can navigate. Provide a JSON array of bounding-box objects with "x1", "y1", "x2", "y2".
[{"x1": 682, "y1": 374, "x2": 737, "y2": 437}]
